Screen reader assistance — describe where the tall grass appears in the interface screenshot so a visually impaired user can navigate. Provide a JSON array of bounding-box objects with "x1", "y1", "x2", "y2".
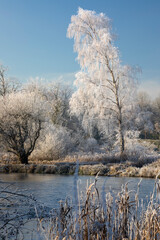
[{"x1": 37, "y1": 171, "x2": 160, "y2": 240}]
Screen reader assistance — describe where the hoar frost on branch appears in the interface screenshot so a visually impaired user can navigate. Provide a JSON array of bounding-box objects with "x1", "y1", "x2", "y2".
[
  {"x1": 0, "y1": 64, "x2": 20, "y2": 97},
  {"x1": 23, "y1": 80, "x2": 84, "y2": 159},
  {"x1": 67, "y1": 8, "x2": 139, "y2": 154},
  {"x1": 31, "y1": 124, "x2": 74, "y2": 160},
  {"x1": 0, "y1": 91, "x2": 47, "y2": 164},
  {"x1": 25, "y1": 80, "x2": 74, "y2": 129}
]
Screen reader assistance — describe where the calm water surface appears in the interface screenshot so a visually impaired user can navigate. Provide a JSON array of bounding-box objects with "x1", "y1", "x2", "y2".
[
  {"x1": 0, "y1": 173, "x2": 156, "y2": 208},
  {"x1": 0, "y1": 174, "x2": 157, "y2": 239}
]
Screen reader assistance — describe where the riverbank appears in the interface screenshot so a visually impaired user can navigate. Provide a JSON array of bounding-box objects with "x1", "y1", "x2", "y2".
[{"x1": 0, "y1": 158, "x2": 160, "y2": 178}]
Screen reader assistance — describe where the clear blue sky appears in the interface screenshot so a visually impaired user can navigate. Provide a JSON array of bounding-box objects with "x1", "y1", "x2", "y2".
[{"x1": 0, "y1": 0, "x2": 160, "y2": 96}]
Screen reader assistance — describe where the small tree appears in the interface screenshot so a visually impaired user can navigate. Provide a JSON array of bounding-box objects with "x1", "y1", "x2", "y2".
[
  {"x1": 46, "y1": 83, "x2": 72, "y2": 128},
  {"x1": 0, "y1": 91, "x2": 45, "y2": 164},
  {"x1": 0, "y1": 64, "x2": 20, "y2": 96}
]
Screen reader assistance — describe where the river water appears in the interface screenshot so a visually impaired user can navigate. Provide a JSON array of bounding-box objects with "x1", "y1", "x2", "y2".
[
  {"x1": 0, "y1": 173, "x2": 156, "y2": 208},
  {"x1": 0, "y1": 173, "x2": 157, "y2": 239}
]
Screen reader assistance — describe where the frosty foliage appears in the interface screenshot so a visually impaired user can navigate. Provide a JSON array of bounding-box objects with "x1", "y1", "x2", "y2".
[
  {"x1": 68, "y1": 8, "x2": 139, "y2": 153},
  {"x1": 78, "y1": 137, "x2": 98, "y2": 153},
  {"x1": 125, "y1": 138, "x2": 159, "y2": 162},
  {"x1": 31, "y1": 125, "x2": 74, "y2": 160},
  {"x1": 0, "y1": 11, "x2": 158, "y2": 163},
  {"x1": 0, "y1": 78, "x2": 86, "y2": 163},
  {"x1": 113, "y1": 130, "x2": 159, "y2": 162},
  {"x1": 0, "y1": 91, "x2": 46, "y2": 164},
  {"x1": 136, "y1": 111, "x2": 153, "y2": 132},
  {"x1": 24, "y1": 80, "x2": 75, "y2": 129},
  {"x1": 0, "y1": 64, "x2": 20, "y2": 97},
  {"x1": 0, "y1": 91, "x2": 46, "y2": 120}
]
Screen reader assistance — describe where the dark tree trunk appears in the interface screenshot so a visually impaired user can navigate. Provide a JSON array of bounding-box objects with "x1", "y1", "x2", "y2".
[
  {"x1": 119, "y1": 122, "x2": 125, "y2": 155},
  {"x1": 109, "y1": 67, "x2": 125, "y2": 155},
  {"x1": 118, "y1": 107, "x2": 125, "y2": 155},
  {"x1": 19, "y1": 154, "x2": 28, "y2": 164}
]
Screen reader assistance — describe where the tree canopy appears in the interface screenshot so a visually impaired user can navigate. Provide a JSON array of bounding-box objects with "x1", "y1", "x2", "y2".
[{"x1": 67, "y1": 8, "x2": 138, "y2": 154}]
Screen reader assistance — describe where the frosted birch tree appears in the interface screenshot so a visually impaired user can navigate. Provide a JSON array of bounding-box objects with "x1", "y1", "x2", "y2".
[{"x1": 67, "y1": 8, "x2": 138, "y2": 154}]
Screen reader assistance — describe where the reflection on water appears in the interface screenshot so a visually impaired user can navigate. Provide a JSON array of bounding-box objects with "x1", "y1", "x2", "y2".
[
  {"x1": 14, "y1": 173, "x2": 29, "y2": 180},
  {"x1": 0, "y1": 173, "x2": 156, "y2": 208},
  {"x1": 0, "y1": 173, "x2": 156, "y2": 240}
]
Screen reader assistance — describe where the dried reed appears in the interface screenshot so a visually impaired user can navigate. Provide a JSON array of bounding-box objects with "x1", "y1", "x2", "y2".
[{"x1": 37, "y1": 170, "x2": 160, "y2": 240}]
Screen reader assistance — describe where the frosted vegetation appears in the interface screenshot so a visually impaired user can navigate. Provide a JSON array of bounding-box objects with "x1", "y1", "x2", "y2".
[
  {"x1": 37, "y1": 172, "x2": 160, "y2": 240},
  {"x1": 0, "y1": 8, "x2": 159, "y2": 165},
  {"x1": 1, "y1": 170, "x2": 160, "y2": 239},
  {"x1": 0, "y1": 7, "x2": 160, "y2": 240}
]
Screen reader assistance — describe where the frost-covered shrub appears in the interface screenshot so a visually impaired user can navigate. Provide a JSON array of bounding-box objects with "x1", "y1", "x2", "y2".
[
  {"x1": 31, "y1": 125, "x2": 74, "y2": 160},
  {"x1": 77, "y1": 137, "x2": 99, "y2": 153},
  {"x1": 85, "y1": 137, "x2": 98, "y2": 153},
  {"x1": 125, "y1": 139, "x2": 159, "y2": 163},
  {"x1": 111, "y1": 131, "x2": 159, "y2": 163}
]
